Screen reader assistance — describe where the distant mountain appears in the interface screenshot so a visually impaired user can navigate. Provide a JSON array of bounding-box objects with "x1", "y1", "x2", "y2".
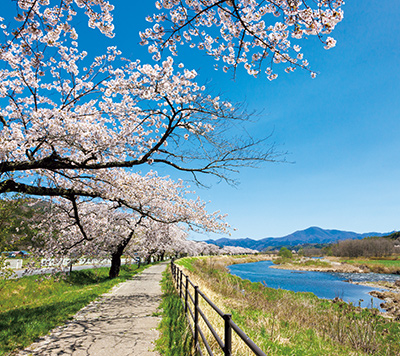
[{"x1": 205, "y1": 226, "x2": 392, "y2": 251}]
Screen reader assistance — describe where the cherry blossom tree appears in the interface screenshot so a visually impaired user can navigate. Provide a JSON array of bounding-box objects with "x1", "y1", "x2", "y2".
[
  {"x1": 167, "y1": 236, "x2": 199, "y2": 257},
  {"x1": 34, "y1": 170, "x2": 227, "y2": 277},
  {"x1": 220, "y1": 245, "x2": 258, "y2": 255},
  {"x1": 0, "y1": 1, "x2": 280, "y2": 203},
  {"x1": 0, "y1": 0, "x2": 343, "y2": 198},
  {"x1": 0, "y1": 1, "x2": 344, "y2": 267},
  {"x1": 192, "y1": 240, "x2": 220, "y2": 255},
  {"x1": 141, "y1": 0, "x2": 344, "y2": 79},
  {"x1": 128, "y1": 221, "x2": 189, "y2": 264}
]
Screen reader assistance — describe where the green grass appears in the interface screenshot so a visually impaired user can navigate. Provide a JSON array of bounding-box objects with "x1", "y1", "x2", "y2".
[
  {"x1": 0, "y1": 264, "x2": 151, "y2": 356},
  {"x1": 342, "y1": 258, "x2": 400, "y2": 273},
  {"x1": 175, "y1": 256, "x2": 202, "y2": 272},
  {"x1": 155, "y1": 267, "x2": 194, "y2": 355},
  {"x1": 344, "y1": 259, "x2": 400, "y2": 267}
]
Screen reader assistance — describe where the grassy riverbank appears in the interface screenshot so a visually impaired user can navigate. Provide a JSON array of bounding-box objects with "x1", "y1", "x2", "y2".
[
  {"x1": 340, "y1": 257, "x2": 400, "y2": 274},
  {"x1": 0, "y1": 264, "x2": 150, "y2": 356},
  {"x1": 175, "y1": 255, "x2": 400, "y2": 356},
  {"x1": 271, "y1": 255, "x2": 400, "y2": 275}
]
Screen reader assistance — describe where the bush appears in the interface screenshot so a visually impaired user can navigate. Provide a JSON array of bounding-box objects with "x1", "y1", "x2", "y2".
[{"x1": 278, "y1": 247, "x2": 292, "y2": 259}]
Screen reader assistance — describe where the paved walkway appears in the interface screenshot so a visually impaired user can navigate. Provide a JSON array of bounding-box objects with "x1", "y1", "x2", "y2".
[{"x1": 18, "y1": 262, "x2": 168, "y2": 356}]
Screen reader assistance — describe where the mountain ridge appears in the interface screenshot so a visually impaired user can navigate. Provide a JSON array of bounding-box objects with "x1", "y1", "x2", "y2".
[{"x1": 205, "y1": 226, "x2": 392, "y2": 251}]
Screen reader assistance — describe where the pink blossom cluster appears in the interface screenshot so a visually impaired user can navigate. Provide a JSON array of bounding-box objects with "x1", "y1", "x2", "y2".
[
  {"x1": 13, "y1": 0, "x2": 115, "y2": 45},
  {"x1": 34, "y1": 190, "x2": 227, "y2": 264},
  {"x1": 0, "y1": 4, "x2": 234, "y2": 177},
  {"x1": 0, "y1": 50, "x2": 227, "y2": 168},
  {"x1": 140, "y1": 0, "x2": 344, "y2": 79}
]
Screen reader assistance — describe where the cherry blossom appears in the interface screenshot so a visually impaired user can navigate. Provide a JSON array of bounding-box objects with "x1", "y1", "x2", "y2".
[
  {"x1": 220, "y1": 245, "x2": 258, "y2": 255},
  {"x1": 131, "y1": 221, "x2": 190, "y2": 263},
  {"x1": 0, "y1": 36, "x2": 277, "y2": 197},
  {"x1": 32, "y1": 170, "x2": 228, "y2": 277},
  {"x1": 141, "y1": 0, "x2": 344, "y2": 79}
]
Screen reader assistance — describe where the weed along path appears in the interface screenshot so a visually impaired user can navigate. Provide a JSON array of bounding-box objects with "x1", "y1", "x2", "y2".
[{"x1": 17, "y1": 262, "x2": 167, "y2": 356}]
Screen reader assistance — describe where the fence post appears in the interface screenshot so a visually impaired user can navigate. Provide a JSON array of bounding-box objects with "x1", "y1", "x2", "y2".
[
  {"x1": 185, "y1": 275, "x2": 189, "y2": 314},
  {"x1": 179, "y1": 269, "x2": 183, "y2": 299},
  {"x1": 174, "y1": 265, "x2": 179, "y2": 289},
  {"x1": 194, "y1": 286, "x2": 199, "y2": 350},
  {"x1": 224, "y1": 314, "x2": 232, "y2": 356}
]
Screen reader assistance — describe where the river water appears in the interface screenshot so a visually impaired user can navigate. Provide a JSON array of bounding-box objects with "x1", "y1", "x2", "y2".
[{"x1": 228, "y1": 260, "x2": 400, "y2": 312}]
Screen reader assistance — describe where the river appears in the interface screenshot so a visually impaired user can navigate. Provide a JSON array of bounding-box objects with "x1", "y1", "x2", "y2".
[{"x1": 228, "y1": 260, "x2": 400, "y2": 312}]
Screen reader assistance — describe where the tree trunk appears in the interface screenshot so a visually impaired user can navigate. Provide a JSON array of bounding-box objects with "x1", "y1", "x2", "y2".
[
  {"x1": 109, "y1": 248, "x2": 123, "y2": 278},
  {"x1": 109, "y1": 234, "x2": 133, "y2": 278},
  {"x1": 146, "y1": 254, "x2": 151, "y2": 265}
]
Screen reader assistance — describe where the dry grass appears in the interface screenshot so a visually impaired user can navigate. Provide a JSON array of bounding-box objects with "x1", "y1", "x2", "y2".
[
  {"x1": 180, "y1": 258, "x2": 258, "y2": 355},
  {"x1": 176, "y1": 256, "x2": 400, "y2": 356}
]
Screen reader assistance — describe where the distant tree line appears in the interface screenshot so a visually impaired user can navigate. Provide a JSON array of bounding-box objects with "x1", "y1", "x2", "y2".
[{"x1": 331, "y1": 238, "x2": 395, "y2": 258}]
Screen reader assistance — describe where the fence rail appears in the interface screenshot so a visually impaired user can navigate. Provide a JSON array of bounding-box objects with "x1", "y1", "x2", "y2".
[{"x1": 170, "y1": 260, "x2": 267, "y2": 356}]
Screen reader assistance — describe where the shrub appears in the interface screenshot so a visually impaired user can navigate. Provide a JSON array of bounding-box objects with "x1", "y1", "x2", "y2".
[{"x1": 278, "y1": 247, "x2": 293, "y2": 259}]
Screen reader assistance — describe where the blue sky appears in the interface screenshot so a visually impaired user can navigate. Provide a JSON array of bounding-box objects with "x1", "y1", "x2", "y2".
[
  {"x1": 4, "y1": 1, "x2": 400, "y2": 240},
  {"x1": 130, "y1": 1, "x2": 400, "y2": 240}
]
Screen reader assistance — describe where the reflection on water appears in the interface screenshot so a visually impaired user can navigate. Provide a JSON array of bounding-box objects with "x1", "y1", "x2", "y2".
[{"x1": 228, "y1": 260, "x2": 400, "y2": 312}]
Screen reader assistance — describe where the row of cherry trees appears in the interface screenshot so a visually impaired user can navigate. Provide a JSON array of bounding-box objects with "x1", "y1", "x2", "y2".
[
  {"x1": 0, "y1": 1, "x2": 344, "y2": 277},
  {"x1": 35, "y1": 200, "x2": 257, "y2": 277}
]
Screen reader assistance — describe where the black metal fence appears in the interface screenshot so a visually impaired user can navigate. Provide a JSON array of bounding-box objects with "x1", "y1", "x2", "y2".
[{"x1": 170, "y1": 260, "x2": 267, "y2": 356}]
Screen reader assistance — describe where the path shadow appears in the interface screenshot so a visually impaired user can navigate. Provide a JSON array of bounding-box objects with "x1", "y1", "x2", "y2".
[{"x1": 16, "y1": 292, "x2": 161, "y2": 355}]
